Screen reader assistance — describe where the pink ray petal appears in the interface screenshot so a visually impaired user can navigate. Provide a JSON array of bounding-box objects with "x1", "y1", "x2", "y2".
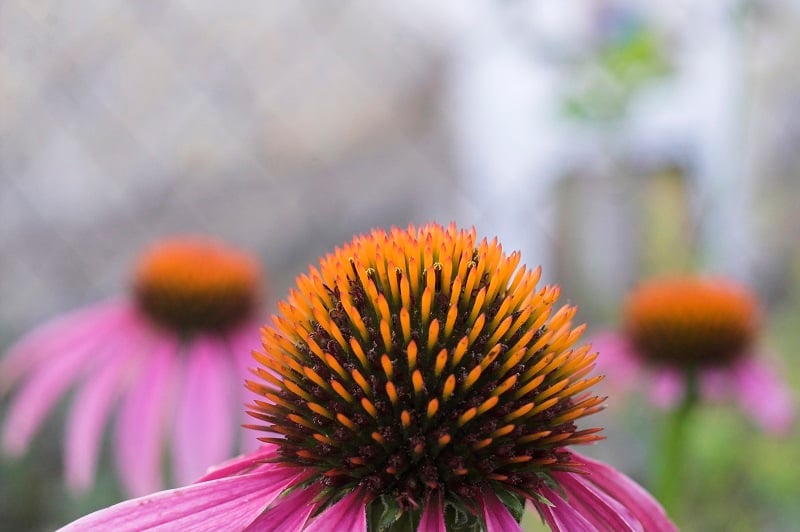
[
  {"x1": 172, "y1": 336, "x2": 237, "y2": 486},
  {"x1": 1, "y1": 309, "x2": 142, "y2": 455},
  {"x1": 554, "y1": 472, "x2": 637, "y2": 531},
  {"x1": 227, "y1": 323, "x2": 264, "y2": 453},
  {"x1": 732, "y1": 357, "x2": 795, "y2": 434},
  {"x1": 64, "y1": 337, "x2": 145, "y2": 493},
  {"x1": 245, "y1": 483, "x2": 322, "y2": 532},
  {"x1": 305, "y1": 489, "x2": 368, "y2": 532},
  {"x1": 114, "y1": 337, "x2": 179, "y2": 496},
  {"x1": 58, "y1": 466, "x2": 302, "y2": 532},
  {"x1": 590, "y1": 332, "x2": 643, "y2": 397},
  {"x1": 419, "y1": 491, "x2": 446, "y2": 532},
  {"x1": 480, "y1": 491, "x2": 521, "y2": 532},
  {"x1": 570, "y1": 450, "x2": 676, "y2": 532},
  {"x1": 199, "y1": 444, "x2": 281, "y2": 482},
  {"x1": 0, "y1": 300, "x2": 129, "y2": 394},
  {"x1": 649, "y1": 368, "x2": 685, "y2": 409},
  {"x1": 532, "y1": 488, "x2": 596, "y2": 532}
]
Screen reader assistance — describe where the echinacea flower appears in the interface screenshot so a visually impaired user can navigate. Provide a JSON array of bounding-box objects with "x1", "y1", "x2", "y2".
[
  {"x1": 593, "y1": 276, "x2": 794, "y2": 434},
  {"x1": 1, "y1": 237, "x2": 265, "y2": 496},
  {"x1": 60, "y1": 223, "x2": 675, "y2": 531}
]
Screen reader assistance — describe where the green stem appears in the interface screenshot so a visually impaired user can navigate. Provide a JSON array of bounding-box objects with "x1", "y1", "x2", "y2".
[{"x1": 654, "y1": 369, "x2": 698, "y2": 518}]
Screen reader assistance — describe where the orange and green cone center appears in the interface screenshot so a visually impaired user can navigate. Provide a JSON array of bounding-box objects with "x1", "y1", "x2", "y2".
[
  {"x1": 133, "y1": 238, "x2": 260, "y2": 332},
  {"x1": 624, "y1": 277, "x2": 759, "y2": 367},
  {"x1": 246, "y1": 224, "x2": 604, "y2": 525}
]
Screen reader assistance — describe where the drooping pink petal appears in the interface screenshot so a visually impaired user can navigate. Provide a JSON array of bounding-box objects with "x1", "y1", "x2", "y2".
[
  {"x1": 245, "y1": 483, "x2": 322, "y2": 532},
  {"x1": 532, "y1": 488, "x2": 596, "y2": 532},
  {"x1": 553, "y1": 472, "x2": 637, "y2": 531},
  {"x1": 114, "y1": 337, "x2": 179, "y2": 496},
  {"x1": 698, "y1": 367, "x2": 731, "y2": 403},
  {"x1": 1, "y1": 308, "x2": 140, "y2": 455},
  {"x1": 419, "y1": 491, "x2": 446, "y2": 532},
  {"x1": 649, "y1": 368, "x2": 685, "y2": 409},
  {"x1": 227, "y1": 323, "x2": 264, "y2": 453},
  {"x1": 64, "y1": 336, "x2": 145, "y2": 493},
  {"x1": 305, "y1": 489, "x2": 368, "y2": 532},
  {"x1": 732, "y1": 357, "x2": 795, "y2": 434},
  {"x1": 58, "y1": 466, "x2": 303, "y2": 532},
  {"x1": 172, "y1": 336, "x2": 237, "y2": 486},
  {"x1": 590, "y1": 332, "x2": 643, "y2": 398},
  {"x1": 570, "y1": 450, "x2": 676, "y2": 532},
  {"x1": 480, "y1": 491, "x2": 522, "y2": 532},
  {"x1": 0, "y1": 300, "x2": 129, "y2": 394},
  {"x1": 199, "y1": 444, "x2": 281, "y2": 482}
]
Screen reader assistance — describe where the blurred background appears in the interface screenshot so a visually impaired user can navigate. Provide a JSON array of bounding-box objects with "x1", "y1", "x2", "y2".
[{"x1": 1, "y1": 1, "x2": 799, "y2": 530}]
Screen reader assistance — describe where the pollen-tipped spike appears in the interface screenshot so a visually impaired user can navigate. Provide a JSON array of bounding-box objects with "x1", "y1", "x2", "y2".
[
  {"x1": 458, "y1": 407, "x2": 477, "y2": 427},
  {"x1": 400, "y1": 307, "x2": 412, "y2": 344},
  {"x1": 386, "y1": 382, "x2": 399, "y2": 406},
  {"x1": 407, "y1": 341, "x2": 418, "y2": 371},
  {"x1": 427, "y1": 319, "x2": 440, "y2": 353},
  {"x1": 361, "y1": 398, "x2": 379, "y2": 418},
  {"x1": 412, "y1": 370, "x2": 425, "y2": 396},
  {"x1": 452, "y1": 336, "x2": 469, "y2": 367},
  {"x1": 336, "y1": 413, "x2": 359, "y2": 431},
  {"x1": 442, "y1": 374, "x2": 456, "y2": 402},
  {"x1": 331, "y1": 380, "x2": 355, "y2": 403},
  {"x1": 477, "y1": 396, "x2": 499, "y2": 415},
  {"x1": 426, "y1": 399, "x2": 439, "y2": 419},
  {"x1": 401, "y1": 410, "x2": 412, "y2": 429},
  {"x1": 307, "y1": 402, "x2": 334, "y2": 420},
  {"x1": 381, "y1": 354, "x2": 394, "y2": 380}
]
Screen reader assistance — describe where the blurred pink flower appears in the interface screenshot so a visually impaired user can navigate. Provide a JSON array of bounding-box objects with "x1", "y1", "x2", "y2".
[
  {"x1": 59, "y1": 224, "x2": 676, "y2": 531},
  {"x1": 593, "y1": 276, "x2": 794, "y2": 434},
  {"x1": 0, "y1": 237, "x2": 265, "y2": 496}
]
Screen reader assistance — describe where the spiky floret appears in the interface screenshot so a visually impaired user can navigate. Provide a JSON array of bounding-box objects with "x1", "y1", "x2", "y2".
[
  {"x1": 246, "y1": 224, "x2": 604, "y2": 526},
  {"x1": 624, "y1": 276, "x2": 759, "y2": 367},
  {"x1": 134, "y1": 238, "x2": 260, "y2": 332}
]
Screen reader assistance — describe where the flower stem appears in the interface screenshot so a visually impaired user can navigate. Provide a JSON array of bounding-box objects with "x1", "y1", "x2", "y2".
[{"x1": 654, "y1": 369, "x2": 698, "y2": 518}]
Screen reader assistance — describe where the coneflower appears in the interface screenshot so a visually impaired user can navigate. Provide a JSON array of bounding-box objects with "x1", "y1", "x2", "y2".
[
  {"x1": 1, "y1": 237, "x2": 265, "y2": 496},
  {"x1": 593, "y1": 276, "x2": 794, "y2": 434},
  {"x1": 59, "y1": 224, "x2": 674, "y2": 531},
  {"x1": 592, "y1": 276, "x2": 794, "y2": 515}
]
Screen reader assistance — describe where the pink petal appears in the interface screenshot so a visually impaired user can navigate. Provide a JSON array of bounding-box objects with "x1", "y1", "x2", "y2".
[
  {"x1": 570, "y1": 450, "x2": 676, "y2": 532},
  {"x1": 419, "y1": 491, "x2": 446, "y2": 532},
  {"x1": 481, "y1": 491, "x2": 522, "y2": 532},
  {"x1": 732, "y1": 357, "x2": 795, "y2": 434},
  {"x1": 0, "y1": 300, "x2": 129, "y2": 394},
  {"x1": 199, "y1": 444, "x2": 281, "y2": 482},
  {"x1": 58, "y1": 466, "x2": 302, "y2": 532},
  {"x1": 1, "y1": 308, "x2": 140, "y2": 455},
  {"x1": 172, "y1": 336, "x2": 237, "y2": 486},
  {"x1": 64, "y1": 340, "x2": 143, "y2": 493},
  {"x1": 590, "y1": 332, "x2": 643, "y2": 397},
  {"x1": 532, "y1": 488, "x2": 596, "y2": 532},
  {"x1": 554, "y1": 473, "x2": 637, "y2": 531},
  {"x1": 227, "y1": 323, "x2": 264, "y2": 453},
  {"x1": 649, "y1": 368, "x2": 685, "y2": 409},
  {"x1": 305, "y1": 489, "x2": 368, "y2": 532},
  {"x1": 245, "y1": 483, "x2": 322, "y2": 532},
  {"x1": 114, "y1": 337, "x2": 179, "y2": 496}
]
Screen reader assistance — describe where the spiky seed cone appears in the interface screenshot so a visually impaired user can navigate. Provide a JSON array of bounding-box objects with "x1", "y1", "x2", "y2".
[
  {"x1": 624, "y1": 277, "x2": 759, "y2": 367},
  {"x1": 247, "y1": 224, "x2": 604, "y2": 523},
  {"x1": 134, "y1": 238, "x2": 260, "y2": 332}
]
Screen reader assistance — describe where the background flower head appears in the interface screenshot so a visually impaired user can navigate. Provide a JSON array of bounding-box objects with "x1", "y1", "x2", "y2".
[
  {"x1": 594, "y1": 276, "x2": 795, "y2": 433},
  {"x1": 0, "y1": 236, "x2": 266, "y2": 496},
  {"x1": 59, "y1": 223, "x2": 674, "y2": 531}
]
